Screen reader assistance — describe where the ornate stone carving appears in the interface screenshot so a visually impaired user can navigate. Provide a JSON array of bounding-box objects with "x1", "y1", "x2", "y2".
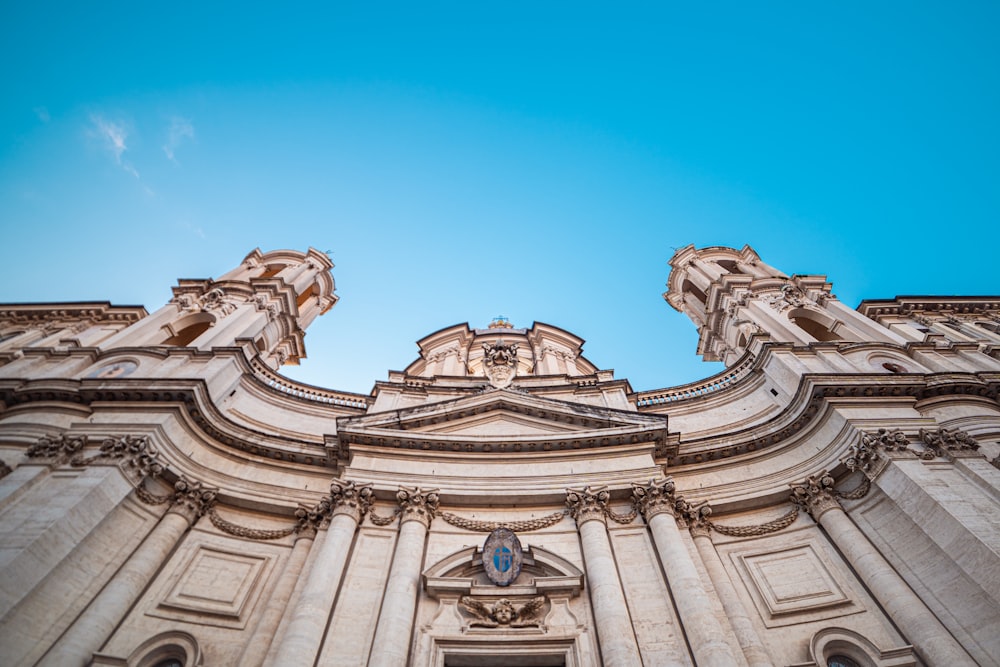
[
  {"x1": 919, "y1": 427, "x2": 979, "y2": 459},
  {"x1": 396, "y1": 486, "x2": 439, "y2": 528},
  {"x1": 90, "y1": 434, "x2": 165, "y2": 481},
  {"x1": 459, "y1": 596, "x2": 546, "y2": 628},
  {"x1": 294, "y1": 495, "x2": 333, "y2": 536},
  {"x1": 844, "y1": 428, "x2": 911, "y2": 479},
  {"x1": 789, "y1": 473, "x2": 840, "y2": 520},
  {"x1": 676, "y1": 498, "x2": 712, "y2": 536},
  {"x1": 566, "y1": 485, "x2": 610, "y2": 525},
  {"x1": 630, "y1": 478, "x2": 678, "y2": 521},
  {"x1": 482, "y1": 339, "x2": 518, "y2": 388},
  {"x1": 168, "y1": 476, "x2": 218, "y2": 524},
  {"x1": 330, "y1": 480, "x2": 374, "y2": 522},
  {"x1": 25, "y1": 433, "x2": 88, "y2": 464}
]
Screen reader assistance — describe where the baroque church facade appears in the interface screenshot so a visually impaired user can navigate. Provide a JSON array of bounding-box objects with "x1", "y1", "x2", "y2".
[{"x1": 0, "y1": 245, "x2": 999, "y2": 667}]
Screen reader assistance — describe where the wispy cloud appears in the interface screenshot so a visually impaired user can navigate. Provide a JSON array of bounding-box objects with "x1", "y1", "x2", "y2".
[
  {"x1": 90, "y1": 114, "x2": 147, "y2": 189},
  {"x1": 163, "y1": 116, "x2": 194, "y2": 163},
  {"x1": 91, "y1": 114, "x2": 128, "y2": 163}
]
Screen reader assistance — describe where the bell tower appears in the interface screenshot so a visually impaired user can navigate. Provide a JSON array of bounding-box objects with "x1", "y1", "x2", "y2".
[
  {"x1": 664, "y1": 245, "x2": 906, "y2": 366},
  {"x1": 101, "y1": 248, "x2": 337, "y2": 368}
]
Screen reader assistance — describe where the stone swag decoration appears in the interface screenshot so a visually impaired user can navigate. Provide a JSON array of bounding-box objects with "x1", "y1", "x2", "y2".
[{"x1": 482, "y1": 339, "x2": 518, "y2": 389}]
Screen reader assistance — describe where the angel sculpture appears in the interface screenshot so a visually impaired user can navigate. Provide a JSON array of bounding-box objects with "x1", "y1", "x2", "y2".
[{"x1": 459, "y1": 596, "x2": 546, "y2": 628}]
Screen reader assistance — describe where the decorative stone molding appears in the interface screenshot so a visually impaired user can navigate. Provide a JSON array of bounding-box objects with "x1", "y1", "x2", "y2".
[
  {"x1": 77, "y1": 434, "x2": 166, "y2": 482},
  {"x1": 330, "y1": 480, "x2": 375, "y2": 522},
  {"x1": 168, "y1": 476, "x2": 218, "y2": 525},
  {"x1": 789, "y1": 473, "x2": 840, "y2": 520},
  {"x1": 395, "y1": 486, "x2": 439, "y2": 528},
  {"x1": 919, "y1": 426, "x2": 980, "y2": 459},
  {"x1": 630, "y1": 478, "x2": 678, "y2": 521},
  {"x1": 458, "y1": 596, "x2": 546, "y2": 628},
  {"x1": 565, "y1": 485, "x2": 611, "y2": 525},
  {"x1": 25, "y1": 433, "x2": 88, "y2": 464},
  {"x1": 439, "y1": 510, "x2": 567, "y2": 533},
  {"x1": 843, "y1": 428, "x2": 911, "y2": 479}
]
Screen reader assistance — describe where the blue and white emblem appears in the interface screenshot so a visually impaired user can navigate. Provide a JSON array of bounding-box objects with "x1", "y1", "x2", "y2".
[{"x1": 482, "y1": 527, "x2": 523, "y2": 586}]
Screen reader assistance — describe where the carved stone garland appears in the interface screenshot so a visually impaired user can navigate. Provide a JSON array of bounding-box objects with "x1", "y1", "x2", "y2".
[
  {"x1": 439, "y1": 510, "x2": 567, "y2": 533},
  {"x1": 369, "y1": 486, "x2": 440, "y2": 527}
]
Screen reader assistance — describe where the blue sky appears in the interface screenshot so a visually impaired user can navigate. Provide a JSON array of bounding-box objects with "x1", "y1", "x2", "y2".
[{"x1": 2, "y1": 2, "x2": 998, "y2": 394}]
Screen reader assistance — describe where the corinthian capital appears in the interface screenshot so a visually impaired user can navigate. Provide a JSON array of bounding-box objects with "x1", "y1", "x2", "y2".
[
  {"x1": 396, "y1": 487, "x2": 439, "y2": 528},
  {"x1": 566, "y1": 485, "x2": 610, "y2": 525},
  {"x1": 168, "y1": 476, "x2": 218, "y2": 525},
  {"x1": 789, "y1": 473, "x2": 840, "y2": 520},
  {"x1": 677, "y1": 498, "x2": 712, "y2": 536},
  {"x1": 330, "y1": 480, "x2": 374, "y2": 522},
  {"x1": 631, "y1": 478, "x2": 677, "y2": 521},
  {"x1": 844, "y1": 428, "x2": 910, "y2": 479}
]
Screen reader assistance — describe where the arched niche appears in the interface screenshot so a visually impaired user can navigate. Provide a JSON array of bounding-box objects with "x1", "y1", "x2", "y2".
[
  {"x1": 788, "y1": 308, "x2": 860, "y2": 343},
  {"x1": 796, "y1": 627, "x2": 918, "y2": 667},
  {"x1": 90, "y1": 630, "x2": 203, "y2": 667},
  {"x1": 160, "y1": 312, "x2": 215, "y2": 347}
]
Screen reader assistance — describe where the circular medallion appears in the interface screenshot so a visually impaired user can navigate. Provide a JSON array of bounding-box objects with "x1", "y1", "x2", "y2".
[
  {"x1": 482, "y1": 527, "x2": 523, "y2": 586},
  {"x1": 87, "y1": 360, "x2": 138, "y2": 379}
]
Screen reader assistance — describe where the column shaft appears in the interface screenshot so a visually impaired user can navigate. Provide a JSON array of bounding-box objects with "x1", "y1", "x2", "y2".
[
  {"x1": 691, "y1": 530, "x2": 772, "y2": 667},
  {"x1": 240, "y1": 532, "x2": 314, "y2": 667},
  {"x1": 266, "y1": 512, "x2": 358, "y2": 666},
  {"x1": 38, "y1": 510, "x2": 190, "y2": 667},
  {"x1": 818, "y1": 507, "x2": 976, "y2": 666},
  {"x1": 368, "y1": 518, "x2": 428, "y2": 667},
  {"x1": 647, "y1": 513, "x2": 738, "y2": 667},
  {"x1": 577, "y1": 518, "x2": 643, "y2": 667}
]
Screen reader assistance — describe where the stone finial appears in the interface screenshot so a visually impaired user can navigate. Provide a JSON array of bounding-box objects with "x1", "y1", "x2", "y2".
[
  {"x1": 844, "y1": 428, "x2": 910, "y2": 479},
  {"x1": 169, "y1": 476, "x2": 218, "y2": 525},
  {"x1": 396, "y1": 487, "x2": 439, "y2": 528},
  {"x1": 630, "y1": 478, "x2": 677, "y2": 521},
  {"x1": 330, "y1": 480, "x2": 375, "y2": 522},
  {"x1": 789, "y1": 473, "x2": 840, "y2": 520},
  {"x1": 566, "y1": 485, "x2": 610, "y2": 525}
]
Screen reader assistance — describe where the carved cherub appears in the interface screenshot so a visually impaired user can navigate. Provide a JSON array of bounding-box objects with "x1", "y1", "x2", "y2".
[{"x1": 459, "y1": 596, "x2": 545, "y2": 628}]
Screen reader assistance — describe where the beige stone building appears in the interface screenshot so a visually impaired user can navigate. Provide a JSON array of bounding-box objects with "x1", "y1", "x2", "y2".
[{"x1": 1, "y1": 244, "x2": 998, "y2": 667}]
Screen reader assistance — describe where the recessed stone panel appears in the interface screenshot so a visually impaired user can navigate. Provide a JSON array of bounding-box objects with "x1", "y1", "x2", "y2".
[
  {"x1": 732, "y1": 541, "x2": 860, "y2": 627},
  {"x1": 149, "y1": 544, "x2": 274, "y2": 629}
]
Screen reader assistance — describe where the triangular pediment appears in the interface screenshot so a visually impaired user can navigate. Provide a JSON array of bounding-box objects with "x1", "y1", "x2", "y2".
[{"x1": 334, "y1": 389, "x2": 673, "y2": 456}]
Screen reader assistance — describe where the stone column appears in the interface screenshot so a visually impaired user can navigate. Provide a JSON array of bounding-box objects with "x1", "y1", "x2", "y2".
[
  {"x1": 791, "y1": 472, "x2": 976, "y2": 667},
  {"x1": 632, "y1": 479, "x2": 739, "y2": 667},
  {"x1": 265, "y1": 480, "x2": 372, "y2": 667},
  {"x1": 238, "y1": 520, "x2": 319, "y2": 667},
  {"x1": 565, "y1": 486, "x2": 642, "y2": 667},
  {"x1": 38, "y1": 476, "x2": 216, "y2": 667},
  {"x1": 368, "y1": 487, "x2": 439, "y2": 667},
  {"x1": 684, "y1": 503, "x2": 773, "y2": 667}
]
